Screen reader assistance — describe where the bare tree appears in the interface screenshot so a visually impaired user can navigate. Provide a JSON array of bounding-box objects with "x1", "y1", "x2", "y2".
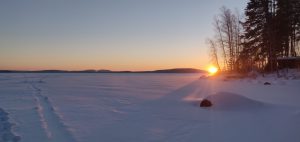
[
  {"x1": 207, "y1": 39, "x2": 221, "y2": 71},
  {"x1": 214, "y1": 17, "x2": 228, "y2": 70},
  {"x1": 209, "y1": 6, "x2": 243, "y2": 72}
]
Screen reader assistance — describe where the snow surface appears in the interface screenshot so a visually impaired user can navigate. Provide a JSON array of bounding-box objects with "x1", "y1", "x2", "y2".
[{"x1": 0, "y1": 73, "x2": 300, "y2": 142}]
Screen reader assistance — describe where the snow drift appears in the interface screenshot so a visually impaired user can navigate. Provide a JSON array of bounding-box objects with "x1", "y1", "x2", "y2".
[{"x1": 204, "y1": 92, "x2": 266, "y2": 110}]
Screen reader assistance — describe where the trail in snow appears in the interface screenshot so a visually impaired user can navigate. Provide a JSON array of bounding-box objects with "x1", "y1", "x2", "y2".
[{"x1": 28, "y1": 77, "x2": 76, "y2": 142}]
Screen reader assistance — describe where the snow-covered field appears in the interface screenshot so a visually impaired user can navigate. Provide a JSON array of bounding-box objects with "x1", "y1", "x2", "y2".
[{"x1": 0, "y1": 73, "x2": 300, "y2": 142}]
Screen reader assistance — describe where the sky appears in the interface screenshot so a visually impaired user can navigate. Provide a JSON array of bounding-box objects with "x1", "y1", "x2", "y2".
[{"x1": 0, "y1": 0, "x2": 247, "y2": 71}]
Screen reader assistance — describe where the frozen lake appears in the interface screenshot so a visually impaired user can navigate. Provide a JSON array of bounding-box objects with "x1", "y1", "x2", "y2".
[
  {"x1": 0, "y1": 73, "x2": 200, "y2": 142},
  {"x1": 0, "y1": 73, "x2": 300, "y2": 142}
]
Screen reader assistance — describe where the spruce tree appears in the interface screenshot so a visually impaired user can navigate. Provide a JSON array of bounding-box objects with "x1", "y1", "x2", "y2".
[
  {"x1": 243, "y1": 0, "x2": 273, "y2": 71},
  {"x1": 241, "y1": 0, "x2": 300, "y2": 72}
]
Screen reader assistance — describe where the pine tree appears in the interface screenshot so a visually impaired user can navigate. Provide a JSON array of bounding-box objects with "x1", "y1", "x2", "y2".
[
  {"x1": 242, "y1": 0, "x2": 273, "y2": 71},
  {"x1": 241, "y1": 0, "x2": 300, "y2": 72},
  {"x1": 276, "y1": 0, "x2": 299, "y2": 57}
]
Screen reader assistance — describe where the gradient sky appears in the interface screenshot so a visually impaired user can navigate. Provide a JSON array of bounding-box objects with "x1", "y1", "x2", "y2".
[{"x1": 0, "y1": 0, "x2": 247, "y2": 71}]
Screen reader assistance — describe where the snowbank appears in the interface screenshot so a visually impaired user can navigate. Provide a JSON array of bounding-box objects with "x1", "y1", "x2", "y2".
[{"x1": 204, "y1": 92, "x2": 266, "y2": 110}]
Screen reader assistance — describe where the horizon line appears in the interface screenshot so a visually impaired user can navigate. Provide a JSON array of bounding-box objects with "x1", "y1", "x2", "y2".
[{"x1": 0, "y1": 67, "x2": 204, "y2": 72}]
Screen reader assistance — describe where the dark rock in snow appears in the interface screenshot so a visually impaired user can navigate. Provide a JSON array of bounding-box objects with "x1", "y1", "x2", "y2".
[
  {"x1": 200, "y1": 99, "x2": 212, "y2": 107},
  {"x1": 264, "y1": 82, "x2": 271, "y2": 85}
]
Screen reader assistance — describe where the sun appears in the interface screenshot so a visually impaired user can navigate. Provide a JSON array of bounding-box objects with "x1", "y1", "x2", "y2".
[{"x1": 208, "y1": 66, "x2": 218, "y2": 75}]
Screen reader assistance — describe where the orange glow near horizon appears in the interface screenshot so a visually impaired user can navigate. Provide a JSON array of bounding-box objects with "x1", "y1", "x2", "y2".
[
  {"x1": 0, "y1": 41, "x2": 209, "y2": 71},
  {"x1": 0, "y1": 60, "x2": 207, "y2": 71},
  {"x1": 0, "y1": 49, "x2": 208, "y2": 71}
]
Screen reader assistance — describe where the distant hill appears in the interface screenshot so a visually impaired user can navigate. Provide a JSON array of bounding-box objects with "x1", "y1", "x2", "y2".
[
  {"x1": 0, "y1": 68, "x2": 206, "y2": 73},
  {"x1": 143, "y1": 68, "x2": 206, "y2": 73}
]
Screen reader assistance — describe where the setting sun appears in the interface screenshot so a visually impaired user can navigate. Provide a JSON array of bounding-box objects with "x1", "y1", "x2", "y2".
[{"x1": 208, "y1": 66, "x2": 218, "y2": 75}]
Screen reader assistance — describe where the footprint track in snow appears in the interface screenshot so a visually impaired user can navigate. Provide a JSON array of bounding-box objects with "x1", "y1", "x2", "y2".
[{"x1": 28, "y1": 77, "x2": 76, "y2": 142}]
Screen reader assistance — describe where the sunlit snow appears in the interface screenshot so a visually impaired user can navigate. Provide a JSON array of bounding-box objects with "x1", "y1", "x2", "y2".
[{"x1": 0, "y1": 73, "x2": 299, "y2": 142}]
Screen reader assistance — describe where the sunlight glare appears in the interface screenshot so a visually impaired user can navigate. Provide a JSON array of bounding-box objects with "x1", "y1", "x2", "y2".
[{"x1": 208, "y1": 66, "x2": 218, "y2": 75}]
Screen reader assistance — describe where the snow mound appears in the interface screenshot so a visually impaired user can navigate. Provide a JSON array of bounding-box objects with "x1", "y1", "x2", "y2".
[{"x1": 204, "y1": 92, "x2": 265, "y2": 110}]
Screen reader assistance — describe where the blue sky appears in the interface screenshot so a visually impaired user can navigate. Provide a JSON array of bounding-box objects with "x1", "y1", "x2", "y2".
[{"x1": 0, "y1": 0, "x2": 247, "y2": 71}]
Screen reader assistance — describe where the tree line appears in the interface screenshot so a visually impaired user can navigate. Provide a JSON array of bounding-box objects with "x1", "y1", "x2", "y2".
[{"x1": 208, "y1": 0, "x2": 300, "y2": 73}]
